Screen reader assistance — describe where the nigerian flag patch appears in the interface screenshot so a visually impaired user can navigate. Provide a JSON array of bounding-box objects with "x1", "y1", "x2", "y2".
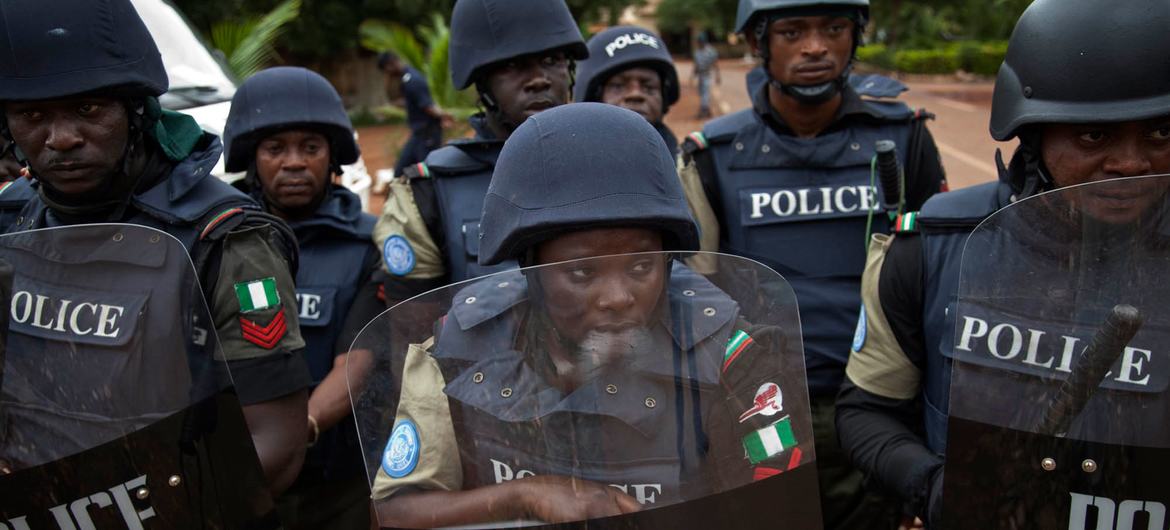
[
  {"x1": 235, "y1": 277, "x2": 280, "y2": 313},
  {"x1": 743, "y1": 416, "x2": 797, "y2": 464}
]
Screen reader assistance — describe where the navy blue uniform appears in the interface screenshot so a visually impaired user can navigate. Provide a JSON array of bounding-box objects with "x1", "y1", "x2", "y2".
[{"x1": 394, "y1": 67, "x2": 444, "y2": 176}]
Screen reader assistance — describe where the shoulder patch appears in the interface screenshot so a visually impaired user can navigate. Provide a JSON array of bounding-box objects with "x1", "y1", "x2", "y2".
[
  {"x1": 743, "y1": 416, "x2": 798, "y2": 465},
  {"x1": 382, "y1": 419, "x2": 421, "y2": 478},
  {"x1": 200, "y1": 207, "x2": 245, "y2": 240},
  {"x1": 0, "y1": 181, "x2": 14, "y2": 197},
  {"x1": 687, "y1": 132, "x2": 709, "y2": 150},
  {"x1": 892, "y1": 211, "x2": 919, "y2": 233},
  {"x1": 722, "y1": 329, "x2": 755, "y2": 372},
  {"x1": 239, "y1": 309, "x2": 289, "y2": 349},
  {"x1": 234, "y1": 277, "x2": 280, "y2": 313},
  {"x1": 852, "y1": 304, "x2": 867, "y2": 351},
  {"x1": 404, "y1": 162, "x2": 431, "y2": 180},
  {"x1": 383, "y1": 235, "x2": 417, "y2": 276}
]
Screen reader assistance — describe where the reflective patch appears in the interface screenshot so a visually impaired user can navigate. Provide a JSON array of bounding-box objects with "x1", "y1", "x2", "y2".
[
  {"x1": 383, "y1": 235, "x2": 416, "y2": 276},
  {"x1": 852, "y1": 305, "x2": 867, "y2": 351},
  {"x1": 382, "y1": 419, "x2": 420, "y2": 478},
  {"x1": 738, "y1": 382, "x2": 783, "y2": 423}
]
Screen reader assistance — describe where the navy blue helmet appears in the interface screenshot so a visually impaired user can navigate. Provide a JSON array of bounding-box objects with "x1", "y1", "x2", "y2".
[
  {"x1": 478, "y1": 103, "x2": 698, "y2": 265},
  {"x1": 223, "y1": 67, "x2": 359, "y2": 173},
  {"x1": 449, "y1": 0, "x2": 588, "y2": 90},
  {"x1": 575, "y1": 26, "x2": 680, "y2": 109},
  {"x1": 0, "y1": 0, "x2": 168, "y2": 100},
  {"x1": 735, "y1": 0, "x2": 868, "y2": 34}
]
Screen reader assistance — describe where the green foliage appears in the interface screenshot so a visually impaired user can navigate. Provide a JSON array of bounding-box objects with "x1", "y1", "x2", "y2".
[
  {"x1": 868, "y1": 0, "x2": 1032, "y2": 48},
  {"x1": 656, "y1": 0, "x2": 738, "y2": 36},
  {"x1": 209, "y1": 0, "x2": 301, "y2": 79},
  {"x1": 959, "y1": 41, "x2": 1008, "y2": 76},
  {"x1": 893, "y1": 48, "x2": 959, "y2": 74},
  {"x1": 856, "y1": 44, "x2": 896, "y2": 71},
  {"x1": 359, "y1": 16, "x2": 478, "y2": 113}
]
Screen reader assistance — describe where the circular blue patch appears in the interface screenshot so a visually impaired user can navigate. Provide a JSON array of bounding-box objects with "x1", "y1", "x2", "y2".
[
  {"x1": 382, "y1": 419, "x2": 420, "y2": 478},
  {"x1": 852, "y1": 305, "x2": 867, "y2": 352},
  {"x1": 383, "y1": 235, "x2": 416, "y2": 276}
]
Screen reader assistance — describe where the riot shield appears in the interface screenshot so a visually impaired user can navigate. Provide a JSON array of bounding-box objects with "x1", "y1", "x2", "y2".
[
  {"x1": 349, "y1": 253, "x2": 820, "y2": 529},
  {"x1": 0, "y1": 224, "x2": 278, "y2": 529},
  {"x1": 942, "y1": 174, "x2": 1170, "y2": 529}
]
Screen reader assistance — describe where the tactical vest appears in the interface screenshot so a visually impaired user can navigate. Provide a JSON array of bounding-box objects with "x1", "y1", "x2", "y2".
[
  {"x1": 7, "y1": 137, "x2": 257, "y2": 255},
  {"x1": 916, "y1": 180, "x2": 1012, "y2": 453},
  {"x1": 0, "y1": 224, "x2": 211, "y2": 469},
  {"x1": 414, "y1": 138, "x2": 517, "y2": 282},
  {"x1": 288, "y1": 186, "x2": 376, "y2": 383},
  {"x1": 697, "y1": 98, "x2": 918, "y2": 395},
  {"x1": 428, "y1": 263, "x2": 738, "y2": 505}
]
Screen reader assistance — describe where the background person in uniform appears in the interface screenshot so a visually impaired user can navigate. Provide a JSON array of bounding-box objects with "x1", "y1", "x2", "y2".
[
  {"x1": 575, "y1": 25, "x2": 682, "y2": 157},
  {"x1": 368, "y1": 103, "x2": 810, "y2": 528},
  {"x1": 0, "y1": 0, "x2": 310, "y2": 496},
  {"x1": 691, "y1": 33, "x2": 721, "y2": 120},
  {"x1": 835, "y1": 0, "x2": 1170, "y2": 526},
  {"x1": 679, "y1": 0, "x2": 946, "y2": 527},
  {"x1": 224, "y1": 66, "x2": 383, "y2": 529},
  {"x1": 378, "y1": 52, "x2": 453, "y2": 178},
  {"x1": 372, "y1": 0, "x2": 587, "y2": 307}
]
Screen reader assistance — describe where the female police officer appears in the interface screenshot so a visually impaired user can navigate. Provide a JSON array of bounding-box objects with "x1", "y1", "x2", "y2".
[{"x1": 360, "y1": 103, "x2": 818, "y2": 528}]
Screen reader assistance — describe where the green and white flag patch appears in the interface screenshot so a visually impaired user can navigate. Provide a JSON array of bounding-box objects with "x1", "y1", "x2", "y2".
[
  {"x1": 743, "y1": 416, "x2": 797, "y2": 464},
  {"x1": 235, "y1": 277, "x2": 280, "y2": 313}
]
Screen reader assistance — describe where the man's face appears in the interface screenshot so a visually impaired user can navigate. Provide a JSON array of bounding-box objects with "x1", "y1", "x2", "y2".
[
  {"x1": 536, "y1": 228, "x2": 667, "y2": 370},
  {"x1": 1041, "y1": 117, "x2": 1170, "y2": 224},
  {"x1": 4, "y1": 96, "x2": 129, "y2": 195},
  {"x1": 601, "y1": 67, "x2": 665, "y2": 123},
  {"x1": 255, "y1": 130, "x2": 332, "y2": 218},
  {"x1": 484, "y1": 50, "x2": 572, "y2": 127},
  {"x1": 753, "y1": 15, "x2": 854, "y2": 88}
]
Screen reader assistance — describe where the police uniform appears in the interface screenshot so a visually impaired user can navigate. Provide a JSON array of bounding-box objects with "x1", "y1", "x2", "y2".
[
  {"x1": 370, "y1": 263, "x2": 809, "y2": 507},
  {"x1": 836, "y1": 0, "x2": 1170, "y2": 524},
  {"x1": 372, "y1": 0, "x2": 588, "y2": 303},
  {"x1": 6, "y1": 134, "x2": 310, "y2": 406},
  {"x1": 393, "y1": 66, "x2": 444, "y2": 177},
  {"x1": 575, "y1": 25, "x2": 682, "y2": 157}
]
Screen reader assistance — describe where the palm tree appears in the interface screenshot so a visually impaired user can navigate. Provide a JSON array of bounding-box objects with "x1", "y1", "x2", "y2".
[
  {"x1": 210, "y1": 0, "x2": 301, "y2": 80},
  {"x1": 360, "y1": 14, "x2": 479, "y2": 115}
]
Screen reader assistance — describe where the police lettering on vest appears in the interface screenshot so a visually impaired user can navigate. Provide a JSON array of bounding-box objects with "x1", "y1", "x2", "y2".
[
  {"x1": 295, "y1": 292, "x2": 324, "y2": 322},
  {"x1": 490, "y1": 459, "x2": 664, "y2": 505},
  {"x1": 9, "y1": 281, "x2": 145, "y2": 346},
  {"x1": 605, "y1": 32, "x2": 660, "y2": 57},
  {"x1": 744, "y1": 185, "x2": 880, "y2": 225},
  {"x1": 952, "y1": 301, "x2": 1167, "y2": 394}
]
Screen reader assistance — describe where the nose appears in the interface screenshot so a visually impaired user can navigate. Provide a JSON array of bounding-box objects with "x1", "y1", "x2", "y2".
[
  {"x1": 44, "y1": 119, "x2": 84, "y2": 153},
  {"x1": 522, "y1": 64, "x2": 552, "y2": 93},
  {"x1": 623, "y1": 82, "x2": 647, "y2": 103},
  {"x1": 594, "y1": 274, "x2": 636, "y2": 313},
  {"x1": 281, "y1": 148, "x2": 309, "y2": 171},
  {"x1": 801, "y1": 32, "x2": 829, "y2": 58},
  {"x1": 1102, "y1": 137, "x2": 1154, "y2": 178}
]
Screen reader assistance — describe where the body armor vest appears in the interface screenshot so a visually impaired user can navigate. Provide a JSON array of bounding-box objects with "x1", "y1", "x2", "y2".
[
  {"x1": 917, "y1": 179, "x2": 1011, "y2": 453},
  {"x1": 701, "y1": 98, "x2": 916, "y2": 395}
]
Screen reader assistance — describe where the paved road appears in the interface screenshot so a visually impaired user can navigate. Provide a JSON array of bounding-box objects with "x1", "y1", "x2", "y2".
[{"x1": 666, "y1": 59, "x2": 1013, "y2": 190}]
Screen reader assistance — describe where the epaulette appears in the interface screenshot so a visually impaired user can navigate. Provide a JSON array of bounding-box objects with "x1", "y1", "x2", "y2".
[
  {"x1": 403, "y1": 162, "x2": 431, "y2": 179},
  {"x1": 891, "y1": 211, "x2": 919, "y2": 233},
  {"x1": 681, "y1": 132, "x2": 709, "y2": 155},
  {"x1": 850, "y1": 74, "x2": 908, "y2": 99},
  {"x1": 199, "y1": 206, "x2": 248, "y2": 240},
  {"x1": 421, "y1": 144, "x2": 495, "y2": 176},
  {"x1": 913, "y1": 108, "x2": 936, "y2": 121}
]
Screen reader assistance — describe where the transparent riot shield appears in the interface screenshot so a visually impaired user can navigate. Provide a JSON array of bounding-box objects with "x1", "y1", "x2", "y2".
[
  {"x1": 349, "y1": 253, "x2": 820, "y2": 529},
  {"x1": 942, "y1": 175, "x2": 1170, "y2": 529},
  {"x1": 0, "y1": 225, "x2": 278, "y2": 529}
]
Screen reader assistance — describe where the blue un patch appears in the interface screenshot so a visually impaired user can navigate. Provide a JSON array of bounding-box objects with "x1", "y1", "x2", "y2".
[
  {"x1": 382, "y1": 419, "x2": 420, "y2": 478},
  {"x1": 383, "y1": 235, "x2": 416, "y2": 276},
  {"x1": 852, "y1": 305, "x2": 867, "y2": 352}
]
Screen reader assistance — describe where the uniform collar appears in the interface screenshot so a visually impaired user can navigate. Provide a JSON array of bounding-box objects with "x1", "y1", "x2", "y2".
[
  {"x1": 286, "y1": 184, "x2": 369, "y2": 237},
  {"x1": 157, "y1": 133, "x2": 222, "y2": 203},
  {"x1": 750, "y1": 81, "x2": 880, "y2": 137},
  {"x1": 434, "y1": 262, "x2": 737, "y2": 434}
]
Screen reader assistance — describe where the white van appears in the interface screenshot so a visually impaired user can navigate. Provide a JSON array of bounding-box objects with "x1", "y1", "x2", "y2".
[{"x1": 130, "y1": 0, "x2": 373, "y2": 207}]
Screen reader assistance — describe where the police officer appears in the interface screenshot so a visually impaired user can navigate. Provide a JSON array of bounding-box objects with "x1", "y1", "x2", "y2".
[
  {"x1": 378, "y1": 52, "x2": 454, "y2": 177},
  {"x1": 836, "y1": 0, "x2": 1170, "y2": 525},
  {"x1": 373, "y1": 0, "x2": 587, "y2": 305},
  {"x1": 575, "y1": 25, "x2": 681, "y2": 156},
  {"x1": 680, "y1": 0, "x2": 946, "y2": 526},
  {"x1": 224, "y1": 66, "x2": 381, "y2": 529},
  {"x1": 366, "y1": 103, "x2": 814, "y2": 528},
  {"x1": 0, "y1": 0, "x2": 310, "y2": 495}
]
